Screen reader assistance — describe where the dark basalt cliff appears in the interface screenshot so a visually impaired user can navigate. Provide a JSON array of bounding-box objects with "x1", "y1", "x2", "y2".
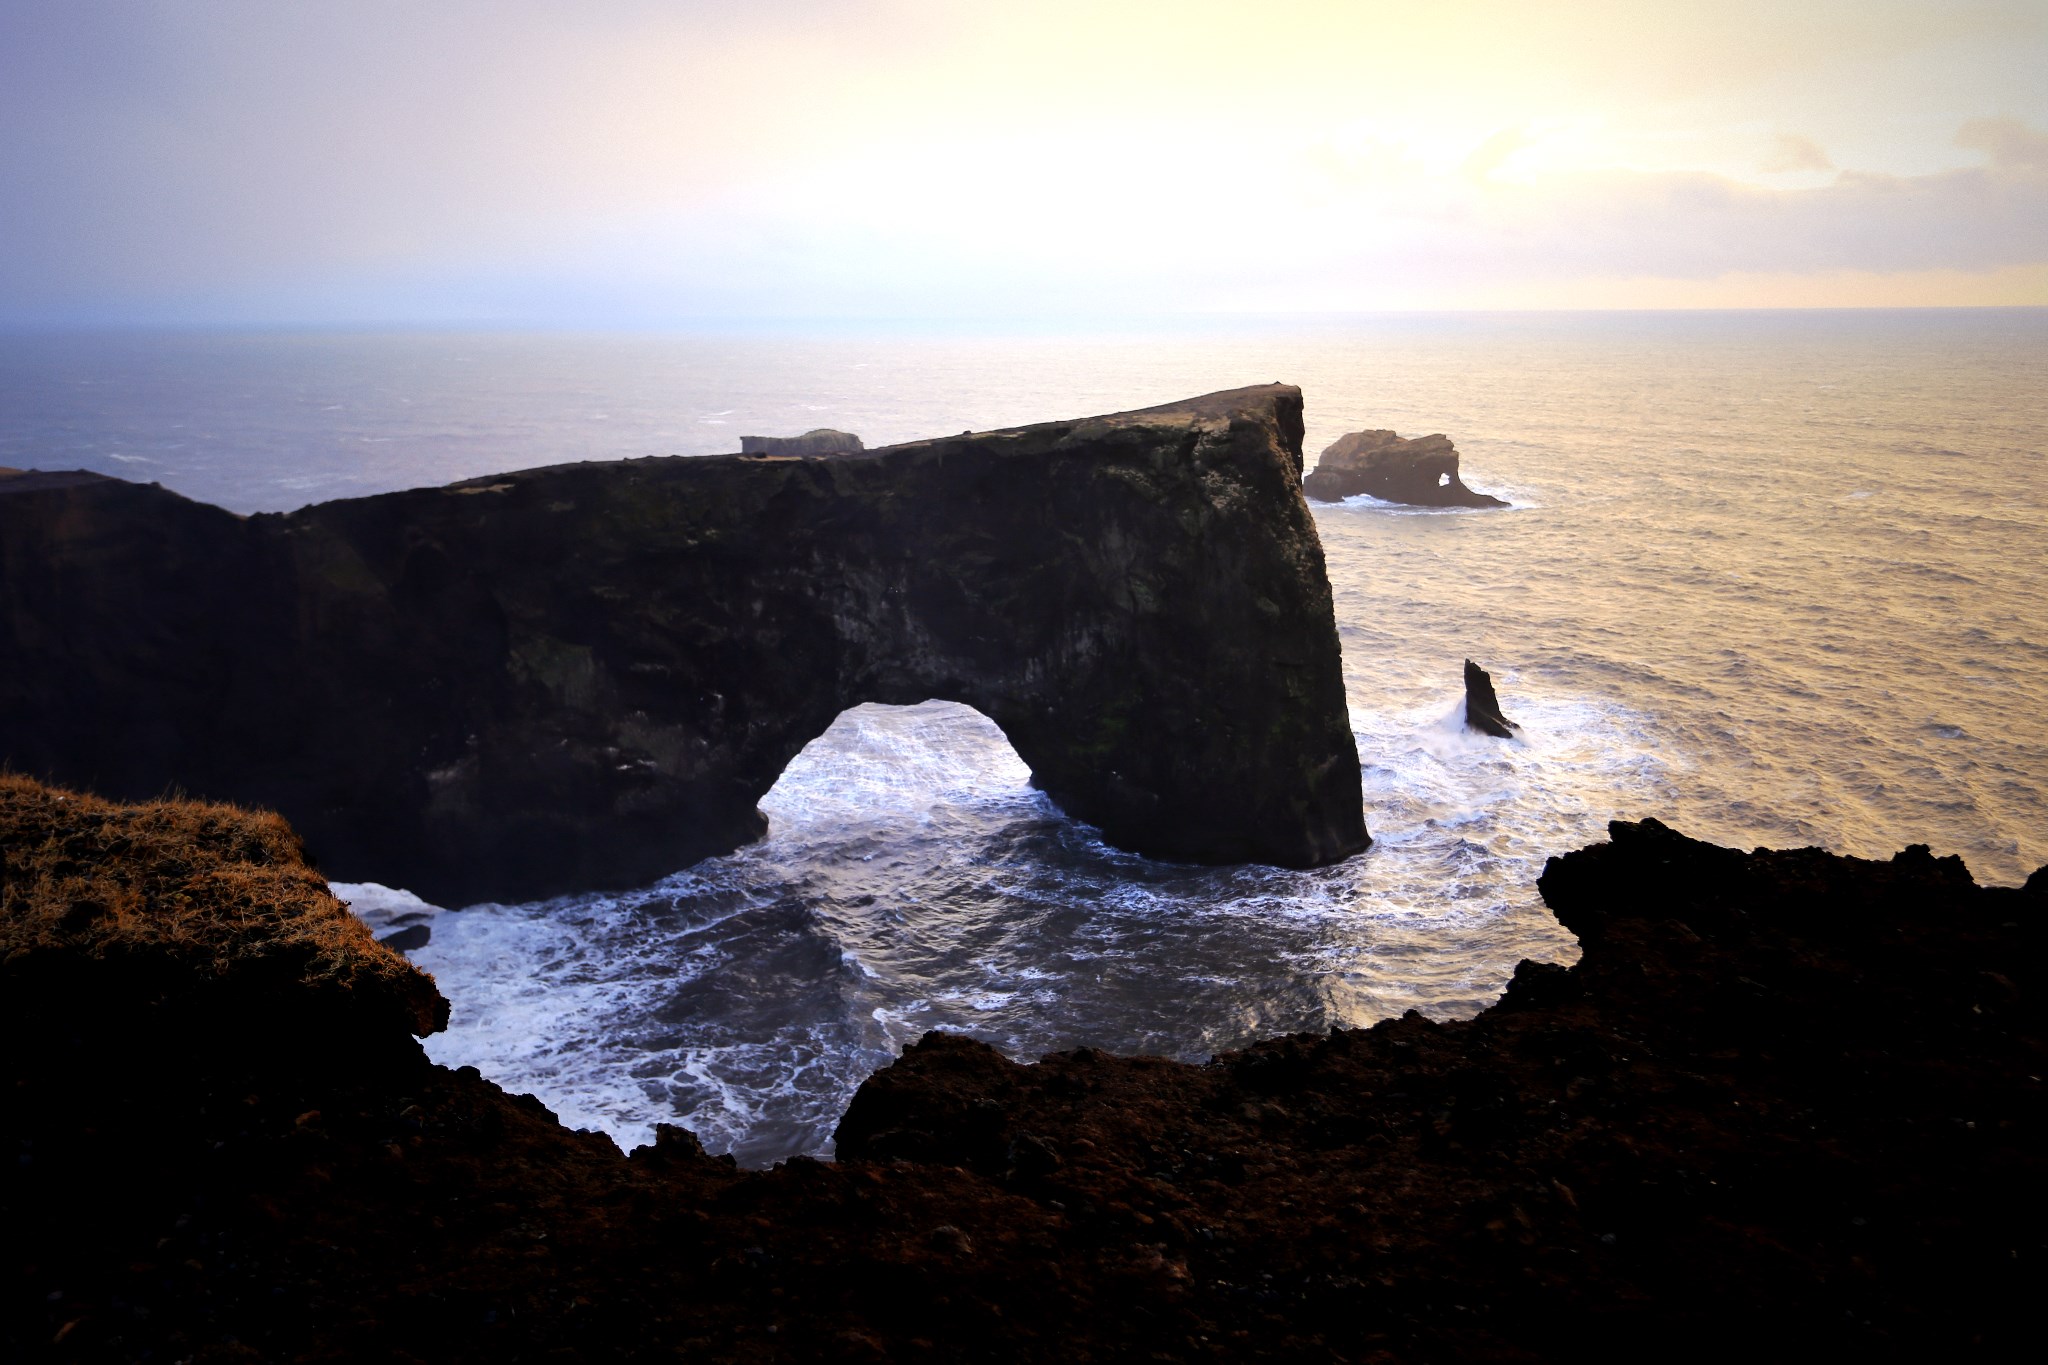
[
  {"x1": 0, "y1": 384, "x2": 1365, "y2": 905},
  {"x1": 4, "y1": 779, "x2": 2039, "y2": 1361},
  {"x1": 1303, "y1": 428, "x2": 1508, "y2": 508}
]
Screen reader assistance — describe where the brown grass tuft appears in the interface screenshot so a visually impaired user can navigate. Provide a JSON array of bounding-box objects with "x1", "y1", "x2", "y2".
[{"x1": 0, "y1": 773, "x2": 445, "y2": 1035}]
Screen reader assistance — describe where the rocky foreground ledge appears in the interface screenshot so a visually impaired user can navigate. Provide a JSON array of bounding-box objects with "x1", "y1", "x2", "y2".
[{"x1": 4, "y1": 776, "x2": 2040, "y2": 1362}]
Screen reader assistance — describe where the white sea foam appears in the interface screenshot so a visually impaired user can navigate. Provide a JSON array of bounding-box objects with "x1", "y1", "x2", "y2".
[
  {"x1": 389, "y1": 686, "x2": 1662, "y2": 1162},
  {"x1": 331, "y1": 881, "x2": 443, "y2": 943},
  {"x1": 1327, "y1": 482, "x2": 1543, "y2": 514}
]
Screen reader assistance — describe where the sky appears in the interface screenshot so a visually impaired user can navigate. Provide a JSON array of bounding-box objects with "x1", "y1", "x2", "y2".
[{"x1": 2, "y1": 0, "x2": 2046, "y2": 326}]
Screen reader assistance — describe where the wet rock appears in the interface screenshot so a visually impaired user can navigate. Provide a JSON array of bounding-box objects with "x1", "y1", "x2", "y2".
[
  {"x1": 1463, "y1": 659, "x2": 1519, "y2": 738},
  {"x1": 1303, "y1": 429, "x2": 1507, "y2": 507},
  {"x1": 0, "y1": 385, "x2": 1364, "y2": 903},
  {"x1": 630, "y1": 1122, "x2": 711, "y2": 1167},
  {"x1": 375, "y1": 924, "x2": 431, "y2": 953},
  {"x1": 739, "y1": 429, "x2": 865, "y2": 456}
]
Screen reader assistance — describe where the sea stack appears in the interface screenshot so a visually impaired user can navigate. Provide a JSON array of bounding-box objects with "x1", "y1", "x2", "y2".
[
  {"x1": 739, "y1": 429, "x2": 864, "y2": 456},
  {"x1": 1303, "y1": 429, "x2": 1507, "y2": 507},
  {"x1": 1464, "y1": 659, "x2": 1519, "y2": 738},
  {"x1": 0, "y1": 385, "x2": 1366, "y2": 904}
]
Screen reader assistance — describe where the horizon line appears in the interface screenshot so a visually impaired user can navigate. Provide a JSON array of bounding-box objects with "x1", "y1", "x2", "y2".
[{"x1": 4, "y1": 302, "x2": 2048, "y2": 338}]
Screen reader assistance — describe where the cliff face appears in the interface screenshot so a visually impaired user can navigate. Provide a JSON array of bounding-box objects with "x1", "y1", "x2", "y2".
[
  {"x1": 0, "y1": 384, "x2": 1365, "y2": 904},
  {"x1": 1303, "y1": 428, "x2": 1507, "y2": 507}
]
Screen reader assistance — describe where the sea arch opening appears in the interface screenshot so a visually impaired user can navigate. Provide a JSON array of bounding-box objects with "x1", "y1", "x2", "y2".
[{"x1": 757, "y1": 699, "x2": 1040, "y2": 846}]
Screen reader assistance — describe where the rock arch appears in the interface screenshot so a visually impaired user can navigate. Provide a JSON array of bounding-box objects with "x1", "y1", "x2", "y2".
[
  {"x1": 0, "y1": 385, "x2": 1367, "y2": 904},
  {"x1": 761, "y1": 700, "x2": 1033, "y2": 832}
]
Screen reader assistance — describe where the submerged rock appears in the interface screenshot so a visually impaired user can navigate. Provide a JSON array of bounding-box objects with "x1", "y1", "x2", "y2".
[
  {"x1": 376, "y1": 924, "x2": 432, "y2": 953},
  {"x1": 1303, "y1": 428, "x2": 1508, "y2": 507},
  {"x1": 0, "y1": 385, "x2": 1365, "y2": 904},
  {"x1": 1463, "y1": 658, "x2": 1520, "y2": 738},
  {"x1": 738, "y1": 428, "x2": 864, "y2": 456}
]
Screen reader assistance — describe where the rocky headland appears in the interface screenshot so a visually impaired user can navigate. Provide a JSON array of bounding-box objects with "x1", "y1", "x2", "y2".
[
  {"x1": 1303, "y1": 430, "x2": 1508, "y2": 508},
  {"x1": 3, "y1": 775, "x2": 2039, "y2": 1361},
  {"x1": 0, "y1": 385, "x2": 1364, "y2": 905}
]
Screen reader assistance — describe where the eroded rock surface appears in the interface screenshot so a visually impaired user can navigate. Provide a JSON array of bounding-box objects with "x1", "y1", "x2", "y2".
[
  {"x1": 739, "y1": 428, "x2": 865, "y2": 455},
  {"x1": 0, "y1": 385, "x2": 1364, "y2": 904},
  {"x1": 1303, "y1": 428, "x2": 1508, "y2": 507}
]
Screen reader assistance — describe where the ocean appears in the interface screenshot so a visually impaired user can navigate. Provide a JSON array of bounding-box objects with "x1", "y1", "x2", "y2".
[{"x1": 5, "y1": 311, "x2": 2044, "y2": 1164}]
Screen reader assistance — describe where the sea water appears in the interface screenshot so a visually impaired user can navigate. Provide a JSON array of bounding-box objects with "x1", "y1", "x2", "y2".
[{"x1": 5, "y1": 312, "x2": 2043, "y2": 1164}]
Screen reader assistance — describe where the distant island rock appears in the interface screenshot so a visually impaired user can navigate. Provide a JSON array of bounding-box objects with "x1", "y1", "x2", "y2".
[
  {"x1": 1303, "y1": 429, "x2": 1508, "y2": 508},
  {"x1": 738, "y1": 429, "x2": 864, "y2": 456},
  {"x1": 1463, "y1": 658, "x2": 1520, "y2": 738},
  {"x1": 0, "y1": 385, "x2": 1366, "y2": 905}
]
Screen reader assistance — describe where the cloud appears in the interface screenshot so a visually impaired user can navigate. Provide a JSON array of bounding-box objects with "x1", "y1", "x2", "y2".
[
  {"x1": 1956, "y1": 116, "x2": 2048, "y2": 169},
  {"x1": 1762, "y1": 133, "x2": 1833, "y2": 174},
  {"x1": 1393, "y1": 158, "x2": 2037, "y2": 290},
  {"x1": 2, "y1": 4, "x2": 2045, "y2": 321},
  {"x1": 1198, "y1": 117, "x2": 2048, "y2": 309},
  {"x1": 1462, "y1": 128, "x2": 1533, "y2": 183}
]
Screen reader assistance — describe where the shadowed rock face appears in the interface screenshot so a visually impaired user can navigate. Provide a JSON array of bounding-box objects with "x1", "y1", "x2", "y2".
[
  {"x1": 0, "y1": 384, "x2": 1365, "y2": 904},
  {"x1": 1463, "y1": 659, "x2": 1519, "y2": 738},
  {"x1": 1303, "y1": 429, "x2": 1508, "y2": 507},
  {"x1": 738, "y1": 429, "x2": 864, "y2": 456}
]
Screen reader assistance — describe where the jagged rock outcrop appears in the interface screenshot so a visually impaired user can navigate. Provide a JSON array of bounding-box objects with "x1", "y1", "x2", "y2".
[
  {"x1": 1464, "y1": 658, "x2": 1520, "y2": 738},
  {"x1": 6, "y1": 778, "x2": 2039, "y2": 1360},
  {"x1": 738, "y1": 429, "x2": 864, "y2": 456},
  {"x1": 0, "y1": 385, "x2": 1365, "y2": 904},
  {"x1": 1303, "y1": 428, "x2": 1507, "y2": 507}
]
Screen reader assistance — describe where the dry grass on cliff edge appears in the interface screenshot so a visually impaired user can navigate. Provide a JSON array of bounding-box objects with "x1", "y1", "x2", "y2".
[{"x1": 0, "y1": 773, "x2": 444, "y2": 1035}]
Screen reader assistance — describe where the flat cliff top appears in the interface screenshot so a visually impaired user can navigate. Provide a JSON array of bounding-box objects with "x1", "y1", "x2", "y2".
[
  {"x1": 0, "y1": 467, "x2": 119, "y2": 494},
  {"x1": 409, "y1": 382, "x2": 1308, "y2": 487},
  {"x1": 1316, "y1": 428, "x2": 1454, "y2": 468}
]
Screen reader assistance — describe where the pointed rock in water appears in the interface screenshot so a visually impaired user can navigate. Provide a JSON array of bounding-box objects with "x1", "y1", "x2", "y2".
[
  {"x1": 739, "y1": 429, "x2": 864, "y2": 456},
  {"x1": 1464, "y1": 659, "x2": 1519, "y2": 738},
  {"x1": 0, "y1": 385, "x2": 1365, "y2": 904},
  {"x1": 1303, "y1": 429, "x2": 1507, "y2": 507}
]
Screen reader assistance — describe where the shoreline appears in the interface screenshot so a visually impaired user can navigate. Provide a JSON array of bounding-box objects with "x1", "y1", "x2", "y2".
[{"x1": 5, "y1": 775, "x2": 2039, "y2": 1359}]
